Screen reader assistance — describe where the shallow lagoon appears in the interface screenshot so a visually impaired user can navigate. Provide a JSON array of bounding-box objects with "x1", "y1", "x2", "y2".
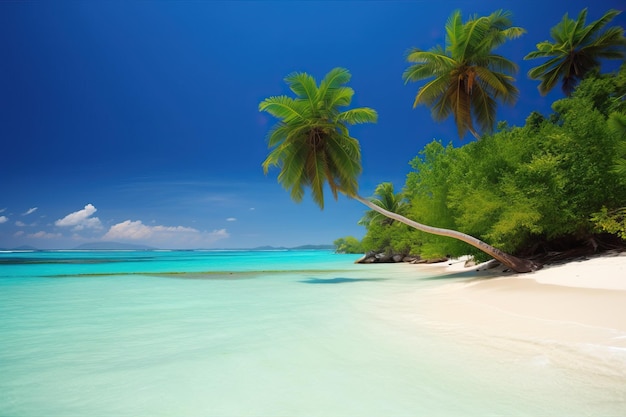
[{"x1": 1, "y1": 250, "x2": 625, "y2": 416}]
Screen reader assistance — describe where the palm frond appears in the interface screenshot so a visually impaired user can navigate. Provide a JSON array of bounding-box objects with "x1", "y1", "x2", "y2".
[
  {"x1": 258, "y1": 96, "x2": 303, "y2": 122},
  {"x1": 271, "y1": 140, "x2": 307, "y2": 200},
  {"x1": 413, "y1": 75, "x2": 453, "y2": 108},
  {"x1": 325, "y1": 135, "x2": 361, "y2": 197},
  {"x1": 326, "y1": 86, "x2": 354, "y2": 109},
  {"x1": 474, "y1": 66, "x2": 518, "y2": 104},
  {"x1": 471, "y1": 85, "x2": 497, "y2": 134},
  {"x1": 337, "y1": 108, "x2": 378, "y2": 125},
  {"x1": 445, "y1": 10, "x2": 464, "y2": 55},
  {"x1": 284, "y1": 72, "x2": 319, "y2": 105},
  {"x1": 577, "y1": 9, "x2": 621, "y2": 47},
  {"x1": 318, "y1": 67, "x2": 351, "y2": 100},
  {"x1": 458, "y1": 14, "x2": 490, "y2": 60},
  {"x1": 450, "y1": 85, "x2": 473, "y2": 138},
  {"x1": 404, "y1": 50, "x2": 456, "y2": 82},
  {"x1": 304, "y1": 146, "x2": 328, "y2": 208}
]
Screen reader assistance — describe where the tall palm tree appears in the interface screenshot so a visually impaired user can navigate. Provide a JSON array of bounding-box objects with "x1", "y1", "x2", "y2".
[
  {"x1": 260, "y1": 68, "x2": 540, "y2": 273},
  {"x1": 260, "y1": 67, "x2": 377, "y2": 209},
  {"x1": 358, "y1": 182, "x2": 404, "y2": 227},
  {"x1": 403, "y1": 10, "x2": 525, "y2": 139},
  {"x1": 525, "y1": 9, "x2": 626, "y2": 96}
]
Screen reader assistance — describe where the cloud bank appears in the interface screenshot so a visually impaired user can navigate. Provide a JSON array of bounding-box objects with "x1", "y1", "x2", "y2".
[
  {"x1": 103, "y1": 220, "x2": 229, "y2": 248},
  {"x1": 55, "y1": 204, "x2": 102, "y2": 230}
]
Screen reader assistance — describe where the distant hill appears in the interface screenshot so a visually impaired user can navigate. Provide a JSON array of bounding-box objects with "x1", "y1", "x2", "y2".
[
  {"x1": 73, "y1": 242, "x2": 157, "y2": 250},
  {"x1": 212, "y1": 244, "x2": 335, "y2": 251},
  {"x1": 1, "y1": 242, "x2": 334, "y2": 251},
  {"x1": 245, "y1": 244, "x2": 334, "y2": 251},
  {"x1": 250, "y1": 245, "x2": 288, "y2": 251},
  {"x1": 9, "y1": 245, "x2": 39, "y2": 251},
  {"x1": 291, "y1": 244, "x2": 334, "y2": 250}
]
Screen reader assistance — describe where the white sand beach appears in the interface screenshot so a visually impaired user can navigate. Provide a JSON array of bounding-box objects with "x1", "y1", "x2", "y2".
[{"x1": 414, "y1": 252, "x2": 626, "y2": 377}]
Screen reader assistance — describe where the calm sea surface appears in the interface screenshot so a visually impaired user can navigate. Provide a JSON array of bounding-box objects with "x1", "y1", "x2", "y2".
[{"x1": 1, "y1": 250, "x2": 625, "y2": 416}]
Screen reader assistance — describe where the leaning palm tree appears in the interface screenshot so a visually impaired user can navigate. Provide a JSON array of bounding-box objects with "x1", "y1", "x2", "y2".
[
  {"x1": 524, "y1": 9, "x2": 626, "y2": 96},
  {"x1": 358, "y1": 182, "x2": 404, "y2": 227},
  {"x1": 260, "y1": 67, "x2": 540, "y2": 273},
  {"x1": 403, "y1": 10, "x2": 525, "y2": 139}
]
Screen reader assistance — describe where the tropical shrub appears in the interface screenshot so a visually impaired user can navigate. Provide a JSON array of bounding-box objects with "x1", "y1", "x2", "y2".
[
  {"x1": 360, "y1": 66, "x2": 626, "y2": 259},
  {"x1": 333, "y1": 236, "x2": 364, "y2": 254}
]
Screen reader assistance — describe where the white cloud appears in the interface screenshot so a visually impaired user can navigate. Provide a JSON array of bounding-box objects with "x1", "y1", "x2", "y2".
[
  {"x1": 103, "y1": 220, "x2": 229, "y2": 247},
  {"x1": 22, "y1": 207, "x2": 38, "y2": 216},
  {"x1": 28, "y1": 231, "x2": 62, "y2": 239},
  {"x1": 249, "y1": 207, "x2": 255, "y2": 211},
  {"x1": 103, "y1": 220, "x2": 198, "y2": 240},
  {"x1": 0, "y1": 208, "x2": 6, "y2": 213},
  {"x1": 0, "y1": 216, "x2": 8, "y2": 224},
  {"x1": 55, "y1": 204, "x2": 102, "y2": 230},
  {"x1": 15, "y1": 221, "x2": 25, "y2": 227},
  {"x1": 226, "y1": 217, "x2": 237, "y2": 222},
  {"x1": 14, "y1": 231, "x2": 24, "y2": 237},
  {"x1": 104, "y1": 220, "x2": 155, "y2": 240}
]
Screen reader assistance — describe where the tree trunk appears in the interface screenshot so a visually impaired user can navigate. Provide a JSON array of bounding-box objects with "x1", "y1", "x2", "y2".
[{"x1": 352, "y1": 194, "x2": 542, "y2": 273}]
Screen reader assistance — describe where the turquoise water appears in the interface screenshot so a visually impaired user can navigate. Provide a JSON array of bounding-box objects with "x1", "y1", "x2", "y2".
[{"x1": 1, "y1": 250, "x2": 625, "y2": 416}]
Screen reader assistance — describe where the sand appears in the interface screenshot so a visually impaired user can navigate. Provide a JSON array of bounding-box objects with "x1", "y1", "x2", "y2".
[{"x1": 414, "y1": 252, "x2": 626, "y2": 375}]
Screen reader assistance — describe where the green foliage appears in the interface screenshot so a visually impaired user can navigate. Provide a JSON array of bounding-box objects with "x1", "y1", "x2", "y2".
[
  {"x1": 260, "y1": 68, "x2": 377, "y2": 209},
  {"x1": 361, "y1": 221, "x2": 421, "y2": 256},
  {"x1": 591, "y1": 207, "x2": 626, "y2": 240},
  {"x1": 608, "y1": 112, "x2": 626, "y2": 179},
  {"x1": 362, "y1": 66, "x2": 626, "y2": 258},
  {"x1": 525, "y1": 8, "x2": 626, "y2": 96},
  {"x1": 403, "y1": 10, "x2": 524, "y2": 138},
  {"x1": 358, "y1": 182, "x2": 405, "y2": 227},
  {"x1": 333, "y1": 236, "x2": 364, "y2": 254}
]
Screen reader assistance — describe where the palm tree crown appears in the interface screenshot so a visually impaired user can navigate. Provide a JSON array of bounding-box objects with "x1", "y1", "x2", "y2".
[
  {"x1": 259, "y1": 68, "x2": 377, "y2": 209},
  {"x1": 358, "y1": 182, "x2": 405, "y2": 226},
  {"x1": 524, "y1": 9, "x2": 626, "y2": 96},
  {"x1": 403, "y1": 10, "x2": 525, "y2": 139}
]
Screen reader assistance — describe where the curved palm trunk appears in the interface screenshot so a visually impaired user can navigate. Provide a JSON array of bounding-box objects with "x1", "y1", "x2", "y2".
[{"x1": 352, "y1": 194, "x2": 541, "y2": 273}]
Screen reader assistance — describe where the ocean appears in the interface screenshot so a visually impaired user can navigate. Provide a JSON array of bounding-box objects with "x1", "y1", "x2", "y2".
[{"x1": 1, "y1": 250, "x2": 624, "y2": 416}]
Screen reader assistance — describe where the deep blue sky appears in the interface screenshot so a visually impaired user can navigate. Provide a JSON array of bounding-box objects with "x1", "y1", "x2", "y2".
[{"x1": 1, "y1": 1, "x2": 624, "y2": 249}]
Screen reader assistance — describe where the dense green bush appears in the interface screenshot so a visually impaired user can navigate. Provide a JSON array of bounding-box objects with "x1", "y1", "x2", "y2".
[
  {"x1": 359, "y1": 66, "x2": 626, "y2": 259},
  {"x1": 333, "y1": 236, "x2": 364, "y2": 254}
]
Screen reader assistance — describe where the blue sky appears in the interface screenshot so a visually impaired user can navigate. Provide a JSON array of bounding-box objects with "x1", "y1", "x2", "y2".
[{"x1": 1, "y1": 1, "x2": 624, "y2": 249}]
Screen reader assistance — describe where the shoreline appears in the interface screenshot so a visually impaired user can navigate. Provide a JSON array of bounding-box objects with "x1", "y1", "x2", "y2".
[
  {"x1": 410, "y1": 251, "x2": 626, "y2": 375},
  {"x1": 431, "y1": 250, "x2": 626, "y2": 290}
]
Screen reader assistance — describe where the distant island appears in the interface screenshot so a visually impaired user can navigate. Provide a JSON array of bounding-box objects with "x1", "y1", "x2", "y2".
[
  {"x1": 73, "y1": 242, "x2": 158, "y2": 250},
  {"x1": 1, "y1": 243, "x2": 336, "y2": 251}
]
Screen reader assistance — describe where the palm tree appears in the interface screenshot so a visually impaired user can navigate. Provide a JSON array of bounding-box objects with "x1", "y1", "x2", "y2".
[
  {"x1": 358, "y1": 182, "x2": 404, "y2": 227},
  {"x1": 260, "y1": 68, "x2": 540, "y2": 273},
  {"x1": 525, "y1": 9, "x2": 626, "y2": 96},
  {"x1": 260, "y1": 67, "x2": 377, "y2": 209},
  {"x1": 403, "y1": 10, "x2": 525, "y2": 139}
]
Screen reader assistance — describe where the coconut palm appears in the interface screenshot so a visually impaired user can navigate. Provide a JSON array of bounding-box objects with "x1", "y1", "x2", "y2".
[
  {"x1": 358, "y1": 182, "x2": 405, "y2": 227},
  {"x1": 260, "y1": 67, "x2": 377, "y2": 209},
  {"x1": 403, "y1": 10, "x2": 525, "y2": 139},
  {"x1": 260, "y1": 68, "x2": 540, "y2": 273},
  {"x1": 525, "y1": 9, "x2": 626, "y2": 96}
]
